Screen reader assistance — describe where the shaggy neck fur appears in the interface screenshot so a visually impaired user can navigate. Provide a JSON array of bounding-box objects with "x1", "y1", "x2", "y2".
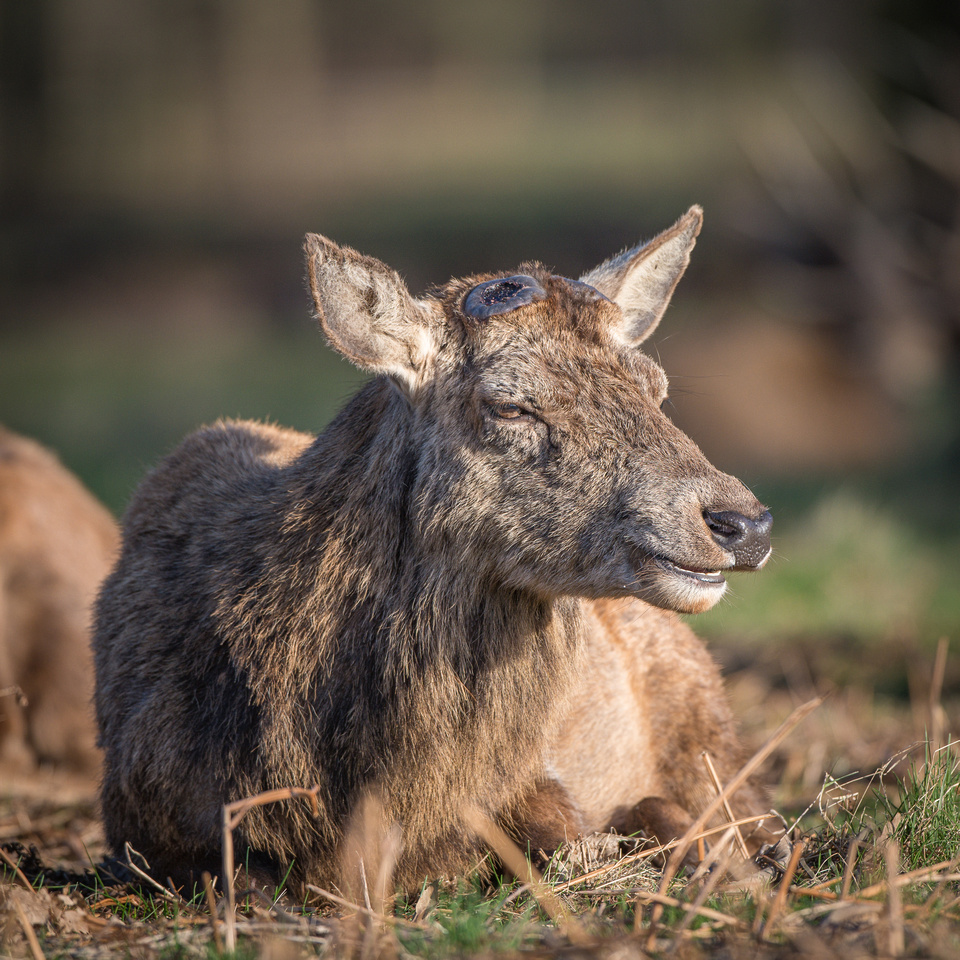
[{"x1": 218, "y1": 379, "x2": 585, "y2": 886}]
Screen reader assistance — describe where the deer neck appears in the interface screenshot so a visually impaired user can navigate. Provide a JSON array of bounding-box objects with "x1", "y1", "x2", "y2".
[{"x1": 278, "y1": 378, "x2": 586, "y2": 794}]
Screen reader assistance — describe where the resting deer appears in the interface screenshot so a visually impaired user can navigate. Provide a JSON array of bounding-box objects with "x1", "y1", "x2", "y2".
[
  {"x1": 94, "y1": 206, "x2": 773, "y2": 893},
  {"x1": 1, "y1": 425, "x2": 118, "y2": 773}
]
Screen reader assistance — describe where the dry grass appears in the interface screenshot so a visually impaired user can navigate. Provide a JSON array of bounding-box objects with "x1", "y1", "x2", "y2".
[{"x1": 2, "y1": 639, "x2": 959, "y2": 959}]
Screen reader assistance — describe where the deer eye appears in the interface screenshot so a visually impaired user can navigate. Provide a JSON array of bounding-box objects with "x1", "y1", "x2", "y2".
[{"x1": 493, "y1": 402, "x2": 525, "y2": 420}]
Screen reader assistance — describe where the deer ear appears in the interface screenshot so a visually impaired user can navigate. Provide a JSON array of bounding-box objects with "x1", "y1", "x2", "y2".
[
  {"x1": 305, "y1": 234, "x2": 438, "y2": 391},
  {"x1": 580, "y1": 206, "x2": 703, "y2": 345}
]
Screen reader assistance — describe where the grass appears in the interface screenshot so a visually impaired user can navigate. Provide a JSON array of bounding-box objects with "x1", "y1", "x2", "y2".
[
  {"x1": 395, "y1": 881, "x2": 540, "y2": 957},
  {"x1": 879, "y1": 741, "x2": 960, "y2": 874},
  {"x1": 0, "y1": 324, "x2": 366, "y2": 515},
  {"x1": 5, "y1": 698, "x2": 960, "y2": 958}
]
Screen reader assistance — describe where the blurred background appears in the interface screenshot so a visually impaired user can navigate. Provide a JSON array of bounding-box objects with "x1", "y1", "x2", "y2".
[{"x1": 1, "y1": 0, "x2": 958, "y2": 674}]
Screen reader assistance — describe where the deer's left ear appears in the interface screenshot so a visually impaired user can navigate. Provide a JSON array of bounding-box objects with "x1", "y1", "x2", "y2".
[{"x1": 580, "y1": 206, "x2": 702, "y2": 345}]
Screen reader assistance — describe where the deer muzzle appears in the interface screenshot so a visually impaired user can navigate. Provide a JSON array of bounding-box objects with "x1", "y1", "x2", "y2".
[{"x1": 703, "y1": 509, "x2": 773, "y2": 569}]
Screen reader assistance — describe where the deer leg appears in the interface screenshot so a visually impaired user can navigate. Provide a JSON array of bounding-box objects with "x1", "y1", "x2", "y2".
[
  {"x1": 612, "y1": 796, "x2": 703, "y2": 867},
  {"x1": 506, "y1": 777, "x2": 587, "y2": 859},
  {"x1": 617, "y1": 789, "x2": 780, "y2": 867}
]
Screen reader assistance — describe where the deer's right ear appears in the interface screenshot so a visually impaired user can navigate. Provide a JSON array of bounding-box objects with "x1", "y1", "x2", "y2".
[{"x1": 305, "y1": 234, "x2": 438, "y2": 392}]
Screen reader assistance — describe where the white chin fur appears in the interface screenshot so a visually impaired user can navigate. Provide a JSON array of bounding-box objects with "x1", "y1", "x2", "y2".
[{"x1": 646, "y1": 570, "x2": 727, "y2": 615}]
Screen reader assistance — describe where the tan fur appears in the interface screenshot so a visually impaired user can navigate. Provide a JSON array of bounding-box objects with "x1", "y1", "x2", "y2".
[
  {"x1": 94, "y1": 208, "x2": 774, "y2": 894},
  {"x1": 549, "y1": 599, "x2": 768, "y2": 846},
  {"x1": 0, "y1": 426, "x2": 118, "y2": 773}
]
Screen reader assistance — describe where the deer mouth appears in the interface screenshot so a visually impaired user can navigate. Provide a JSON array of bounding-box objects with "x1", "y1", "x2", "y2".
[{"x1": 653, "y1": 557, "x2": 726, "y2": 586}]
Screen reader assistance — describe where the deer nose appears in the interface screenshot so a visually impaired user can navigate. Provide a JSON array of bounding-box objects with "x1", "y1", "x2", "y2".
[{"x1": 703, "y1": 509, "x2": 772, "y2": 569}]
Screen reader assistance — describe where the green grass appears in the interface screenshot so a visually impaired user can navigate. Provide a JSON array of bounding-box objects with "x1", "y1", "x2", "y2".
[
  {"x1": 696, "y1": 489, "x2": 960, "y2": 646},
  {"x1": 396, "y1": 879, "x2": 540, "y2": 958},
  {"x1": 880, "y1": 740, "x2": 960, "y2": 872}
]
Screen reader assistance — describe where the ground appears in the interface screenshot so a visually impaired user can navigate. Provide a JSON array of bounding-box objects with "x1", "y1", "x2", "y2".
[{"x1": 2, "y1": 634, "x2": 958, "y2": 958}]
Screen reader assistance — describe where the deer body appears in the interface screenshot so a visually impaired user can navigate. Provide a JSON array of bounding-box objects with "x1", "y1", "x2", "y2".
[
  {"x1": 94, "y1": 208, "x2": 772, "y2": 892},
  {"x1": 0, "y1": 426, "x2": 118, "y2": 773}
]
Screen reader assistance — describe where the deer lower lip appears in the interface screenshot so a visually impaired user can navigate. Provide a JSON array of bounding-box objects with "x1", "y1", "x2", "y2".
[{"x1": 654, "y1": 557, "x2": 725, "y2": 585}]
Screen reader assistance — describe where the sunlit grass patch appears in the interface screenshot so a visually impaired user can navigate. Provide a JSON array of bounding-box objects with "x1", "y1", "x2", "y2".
[{"x1": 879, "y1": 741, "x2": 960, "y2": 874}]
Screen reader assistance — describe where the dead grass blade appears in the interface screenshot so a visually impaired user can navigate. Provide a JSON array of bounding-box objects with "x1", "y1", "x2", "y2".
[
  {"x1": 632, "y1": 889, "x2": 744, "y2": 929},
  {"x1": 666, "y1": 831, "x2": 738, "y2": 951},
  {"x1": 920, "y1": 849, "x2": 960, "y2": 917},
  {"x1": 762, "y1": 836, "x2": 806, "y2": 939},
  {"x1": 201, "y1": 870, "x2": 223, "y2": 954},
  {"x1": 220, "y1": 783, "x2": 322, "y2": 953},
  {"x1": 702, "y1": 751, "x2": 749, "y2": 859},
  {"x1": 12, "y1": 898, "x2": 44, "y2": 960},
  {"x1": 306, "y1": 884, "x2": 424, "y2": 930},
  {"x1": 885, "y1": 838, "x2": 905, "y2": 957},
  {"x1": 462, "y1": 805, "x2": 590, "y2": 945},
  {"x1": 335, "y1": 791, "x2": 402, "y2": 960},
  {"x1": 552, "y1": 811, "x2": 773, "y2": 894},
  {"x1": 857, "y1": 858, "x2": 960, "y2": 899},
  {"x1": 783, "y1": 898, "x2": 883, "y2": 925},
  {"x1": 930, "y1": 637, "x2": 949, "y2": 747},
  {"x1": 840, "y1": 829, "x2": 867, "y2": 900},
  {"x1": 643, "y1": 695, "x2": 823, "y2": 947}
]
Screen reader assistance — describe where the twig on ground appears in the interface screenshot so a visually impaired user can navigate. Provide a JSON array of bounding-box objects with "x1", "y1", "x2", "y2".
[
  {"x1": 122, "y1": 843, "x2": 184, "y2": 904},
  {"x1": 0, "y1": 846, "x2": 32, "y2": 889},
  {"x1": 220, "y1": 783, "x2": 322, "y2": 953}
]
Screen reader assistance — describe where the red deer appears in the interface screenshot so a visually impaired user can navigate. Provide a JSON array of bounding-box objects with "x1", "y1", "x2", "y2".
[
  {"x1": 93, "y1": 207, "x2": 773, "y2": 893},
  {"x1": 1, "y1": 426, "x2": 118, "y2": 773}
]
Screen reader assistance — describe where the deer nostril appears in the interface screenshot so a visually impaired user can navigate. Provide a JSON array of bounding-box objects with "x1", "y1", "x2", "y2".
[
  {"x1": 703, "y1": 509, "x2": 772, "y2": 568},
  {"x1": 704, "y1": 511, "x2": 742, "y2": 544}
]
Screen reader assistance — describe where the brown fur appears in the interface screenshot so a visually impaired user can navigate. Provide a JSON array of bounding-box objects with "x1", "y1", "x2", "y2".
[
  {"x1": 94, "y1": 207, "x2": 774, "y2": 894},
  {"x1": 0, "y1": 426, "x2": 118, "y2": 772}
]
